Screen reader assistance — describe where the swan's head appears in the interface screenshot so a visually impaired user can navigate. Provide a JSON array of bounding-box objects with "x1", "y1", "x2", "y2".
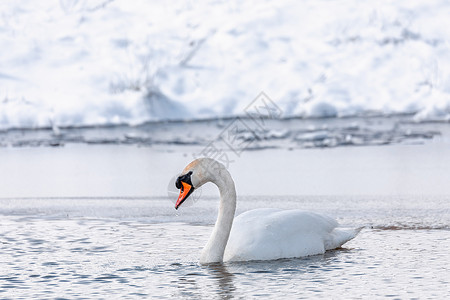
[{"x1": 174, "y1": 158, "x2": 222, "y2": 209}]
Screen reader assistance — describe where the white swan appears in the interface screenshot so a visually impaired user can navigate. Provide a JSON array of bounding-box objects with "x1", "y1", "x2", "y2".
[{"x1": 174, "y1": 158, "x2": 360, "y2": 264}]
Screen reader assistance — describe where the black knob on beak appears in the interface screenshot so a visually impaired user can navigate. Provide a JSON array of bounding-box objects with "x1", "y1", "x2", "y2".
[{"x1": 175, "y1": 171, "x2": 193, "y2": 189}]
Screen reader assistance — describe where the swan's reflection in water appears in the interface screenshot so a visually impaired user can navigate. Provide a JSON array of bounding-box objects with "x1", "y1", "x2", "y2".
[
  {"x1": 206, "y1": 263, "x2": 236, "y2": 299},
  {"x1": 173, "y1": 250, "x2": 350, "y2": 299},
  {"x1": 174, "y1": 262, "x2": 235, "y2": 299}
]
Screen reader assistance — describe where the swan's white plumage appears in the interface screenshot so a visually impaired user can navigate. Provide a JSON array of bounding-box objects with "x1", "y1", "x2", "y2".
[
  {"x1": 224, "y1": 208, "x2": 359, "y2": 261},
  {"x1": 177, "y1": 158, "x2": 360, "y2": 264}
]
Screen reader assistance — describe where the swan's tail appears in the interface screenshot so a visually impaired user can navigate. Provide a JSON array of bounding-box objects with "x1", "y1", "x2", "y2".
[{"x1": 325, "y1": 226, "x2": 363, "y2": 250}]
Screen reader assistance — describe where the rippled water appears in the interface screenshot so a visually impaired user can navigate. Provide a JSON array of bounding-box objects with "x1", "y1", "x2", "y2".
[{"x1": 1, "y1": 195, "x2": 449, "y2": 299}]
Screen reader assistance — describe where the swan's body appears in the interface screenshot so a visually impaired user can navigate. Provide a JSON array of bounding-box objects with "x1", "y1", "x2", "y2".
[
  {"x1": 224, "y1": 208, "x2": 359, "y2": 261},
  {"x1": 174, "y1": 158, "x2": 360, "y2": 264}
]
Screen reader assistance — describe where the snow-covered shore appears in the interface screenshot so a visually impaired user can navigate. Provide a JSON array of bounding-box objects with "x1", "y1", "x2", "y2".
[{"x1": 1, "y1": 0, "x2": 450, "y2": 130}]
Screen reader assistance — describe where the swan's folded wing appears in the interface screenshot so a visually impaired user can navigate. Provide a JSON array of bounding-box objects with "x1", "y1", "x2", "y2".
[{"x1": 224, "y1": 208, "x2": 341, "y2": 262}]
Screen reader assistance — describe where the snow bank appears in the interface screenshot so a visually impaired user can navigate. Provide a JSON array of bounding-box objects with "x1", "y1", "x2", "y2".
[{"x1": 1, "y1": 0, "x2": 450, "y2": 129}]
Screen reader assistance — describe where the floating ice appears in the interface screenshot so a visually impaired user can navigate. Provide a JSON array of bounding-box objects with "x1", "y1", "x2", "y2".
[{"x1": 0, "y1": 116, "x2": 442, "y2": 149}]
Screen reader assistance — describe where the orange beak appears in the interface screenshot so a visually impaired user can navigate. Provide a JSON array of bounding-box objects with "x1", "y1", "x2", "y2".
[{"x1": 175, "y1": 181, "x2": 193, "y2": 209}]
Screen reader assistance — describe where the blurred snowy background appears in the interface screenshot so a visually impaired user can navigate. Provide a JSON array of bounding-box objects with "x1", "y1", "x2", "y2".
[{"x1": 1, "y1": 0, "x2": 450, "y2": 130}]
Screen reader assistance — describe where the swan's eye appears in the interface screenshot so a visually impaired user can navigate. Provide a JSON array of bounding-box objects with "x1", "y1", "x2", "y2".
[{"x1": 175, "y1": 171, "x2": 193, "y2": 189}]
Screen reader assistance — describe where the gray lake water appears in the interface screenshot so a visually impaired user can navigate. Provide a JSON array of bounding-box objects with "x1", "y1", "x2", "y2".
[
  {"x1": 1, "y1": 195, "x2": 449, "y2": 299},
  {"x1": 1, "y1": 118, "x2": 449, "y2": 298}
]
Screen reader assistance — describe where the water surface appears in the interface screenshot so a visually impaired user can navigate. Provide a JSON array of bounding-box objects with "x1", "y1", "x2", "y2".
[{"x1": 1, "y1": 195, "x2": 449, "y2": 299}]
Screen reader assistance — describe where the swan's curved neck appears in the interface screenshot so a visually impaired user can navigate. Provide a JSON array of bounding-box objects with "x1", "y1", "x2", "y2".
[{"x1": 200, "y1": 167, "x2": 236, "y2": 264}]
